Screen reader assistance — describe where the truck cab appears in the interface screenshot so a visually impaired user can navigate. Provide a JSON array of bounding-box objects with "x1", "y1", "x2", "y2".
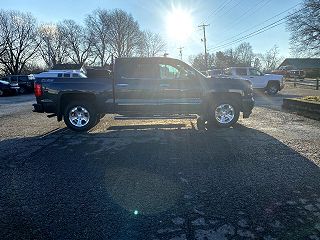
[{"x1": 33, "y1": 57, "x2": 255, "y2": 132}]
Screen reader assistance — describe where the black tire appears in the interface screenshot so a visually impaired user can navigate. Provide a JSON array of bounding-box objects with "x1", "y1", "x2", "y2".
[
  {"x1": 63, "y1": 101, "x2": 98, "y2": 132},
  {"x1": 266, "y1": 82, "x2": 279, "y2": 95},
  {"x1": 208, "y1": 99, "x2": 240, "y2": 128}
]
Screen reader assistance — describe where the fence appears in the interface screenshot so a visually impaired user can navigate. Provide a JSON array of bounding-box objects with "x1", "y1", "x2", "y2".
[{"x1": 288, "y1": 77, "x2": 319, "y2": 90}]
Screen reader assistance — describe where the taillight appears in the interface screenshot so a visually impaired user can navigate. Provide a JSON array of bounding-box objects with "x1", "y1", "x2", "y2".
[{"x1": 34, "y1": 83, "x2": 42, "y2": 97}]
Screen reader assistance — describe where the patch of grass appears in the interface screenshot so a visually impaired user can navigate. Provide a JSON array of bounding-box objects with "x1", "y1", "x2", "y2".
[{"x1": 301, "y1": 96, "x2": 320, "y2": 102}]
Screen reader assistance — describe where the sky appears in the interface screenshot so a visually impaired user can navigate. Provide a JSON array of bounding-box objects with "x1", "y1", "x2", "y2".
[{"x1": 0, "y1": 0, "x2": 303, "y2": 63}]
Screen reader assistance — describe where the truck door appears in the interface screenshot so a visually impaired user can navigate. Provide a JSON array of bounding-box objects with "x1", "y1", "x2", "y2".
[
  {"x1": 113, "y1": 60, "x2": 161, "y2": 114},
  {"x1": 158, "y1": 62, "x2": 202, "y2": 114},
  {"x1": 248, "y1": 68, "x2": 267, "y2": 89}
]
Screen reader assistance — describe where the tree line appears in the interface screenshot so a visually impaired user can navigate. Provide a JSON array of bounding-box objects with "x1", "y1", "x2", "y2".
[
  {"x1": 0, "y1": 0, "x2": 318, "y2": 75},
  {"x1": 0, "y1": 9, "x2": 166, "y2": 75},
  {"x1": 189, "y1": 43, "x2": 283, "y2": 72}
]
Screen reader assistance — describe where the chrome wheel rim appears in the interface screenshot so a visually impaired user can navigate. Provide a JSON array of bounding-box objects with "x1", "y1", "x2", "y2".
[
  {"x1": 269, "y1": 86, "x2": 278, "y2": 94},
  {"x1": 215, "y1": 104, "x2": 235, "y2": 124},
  {"x1": 69, "y1": 106, "x2": 90, "y2": 127}
]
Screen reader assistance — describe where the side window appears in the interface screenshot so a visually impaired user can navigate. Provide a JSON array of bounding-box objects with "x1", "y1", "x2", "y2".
[
  {"x1": 235, "y1": 68, "x2": 247, "y2": 76},
  {"x1": 120, "y1": 63, "x2": 159, "y2": 79},
  {"x1": 159, "y1": 64, "x2": 180, "y2": 79},
  {"x1": 249, "y1": 68, "x2": 263, "y2": 76},
  {"x1": 72, "y1": 73, "x2": 79, "y2": 78},
  {"x1": 58, "y1": 73, "x2": 63, "y2": 78},
  {"x1": 63, "y1": 73, "x2": 70, "y2": 78}
]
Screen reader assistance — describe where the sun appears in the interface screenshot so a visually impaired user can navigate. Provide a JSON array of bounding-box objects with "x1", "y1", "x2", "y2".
[{"x1": 166, "y1": 8, "x2": 193, "y2": 42}]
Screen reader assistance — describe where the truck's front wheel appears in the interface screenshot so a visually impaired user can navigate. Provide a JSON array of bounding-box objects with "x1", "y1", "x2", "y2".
[
  {"x1": 208, "y1": 100, "x2": 240, "y2": 128},
  {"x1": 64, "y1": 101, "x2": 98, "y2": 132}
]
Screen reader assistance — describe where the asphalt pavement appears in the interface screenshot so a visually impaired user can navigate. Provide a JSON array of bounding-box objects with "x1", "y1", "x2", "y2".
[{"x1": 1, "y1": 87, "x2": 320, "y2": 240}]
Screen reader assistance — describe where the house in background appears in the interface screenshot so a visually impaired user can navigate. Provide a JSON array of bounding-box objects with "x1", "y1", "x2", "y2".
[{"x1": 278, "y1": 58, "x2": 320, "y2": 78}]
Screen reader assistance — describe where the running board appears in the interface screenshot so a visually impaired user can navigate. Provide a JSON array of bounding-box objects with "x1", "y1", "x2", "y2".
[{"x1": 114, "y1": 114, "x2": 198, "y2": 120}]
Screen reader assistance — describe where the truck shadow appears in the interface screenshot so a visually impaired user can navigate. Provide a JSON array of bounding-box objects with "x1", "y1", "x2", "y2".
[{"x1": 1, "y1": 123, "x2": 320, "y2": 239}]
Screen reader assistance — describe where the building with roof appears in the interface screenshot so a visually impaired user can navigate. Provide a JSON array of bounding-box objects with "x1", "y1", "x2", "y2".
[{"x1": 278, "y1": 58, "x2": 320, "y2": 78}]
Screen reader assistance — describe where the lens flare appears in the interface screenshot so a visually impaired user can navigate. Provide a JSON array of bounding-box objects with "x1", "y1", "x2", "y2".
[{"x1": 166, "y1": 7, "x2": 193, "y2": 42}]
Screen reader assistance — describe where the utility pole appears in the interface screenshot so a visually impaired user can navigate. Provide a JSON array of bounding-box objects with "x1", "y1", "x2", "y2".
[
  {"x1": 177, "y1": 46, "x2": 184, "y2": 60},
  {"x1": 198, "y1": 24, "x2": 209, "y2": 70}
]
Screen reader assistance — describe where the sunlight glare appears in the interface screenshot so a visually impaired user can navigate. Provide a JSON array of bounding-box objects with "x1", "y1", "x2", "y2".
[{"x1": 166, "y1": 8, "x2": 193, "y2": 42}]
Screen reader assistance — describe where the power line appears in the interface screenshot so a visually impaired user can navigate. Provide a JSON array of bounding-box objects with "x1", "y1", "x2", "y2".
[
  {"x1": 204, "y1": 0, "x2": 235, "y2": 23},
  {"x1": 207, "y1": 5, "x2": 304, "y2": 52},
  {"x1": 213, "y1": 0, "x2": 243, "y2": 19},
  {"x1": 208, "y1": 21, "x2": 286, "y2": 52},
  {"x1": 221, "y1": 0, "x2": 271, "y2": 30},
  {"x1": 198, "y1": 24, "x2": 210, "y2": 69},
  {"x1": 210, "y1": 2, "x2": 302, "y2": 48}
]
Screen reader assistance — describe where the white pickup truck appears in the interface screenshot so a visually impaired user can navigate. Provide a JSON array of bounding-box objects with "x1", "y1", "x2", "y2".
[{"x1": 224, "y1": 67, "x2": 285, "y2": 95}]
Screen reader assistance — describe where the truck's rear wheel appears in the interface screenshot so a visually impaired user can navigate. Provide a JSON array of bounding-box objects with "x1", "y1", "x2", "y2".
[
  {"x1": 63, "y1": 101, "x2": 98, "y2": 132},
  {"x1": 208, "y1": 100, "x2": 240, "y2": 128},
  {"x1": 266, "y1": 82, "x2": 279, "y2": 95}
]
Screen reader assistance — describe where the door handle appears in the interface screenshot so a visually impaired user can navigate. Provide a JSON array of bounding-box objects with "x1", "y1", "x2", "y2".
[
  {"x1": 117, "y1": 83, "x2": 128, "y2": 87},
  {"x1": 160, "y1": 84, "x2": 170, "y2": 88}
]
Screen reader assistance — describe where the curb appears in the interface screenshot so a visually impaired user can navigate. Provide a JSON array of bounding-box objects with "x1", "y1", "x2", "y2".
[{"x1": 282, "y1": 98, "x2": 320, "y2": 120}]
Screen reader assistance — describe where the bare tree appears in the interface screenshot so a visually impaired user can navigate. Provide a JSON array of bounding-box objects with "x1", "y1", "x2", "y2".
[
  {"x1": 189, "y1": 53, "x2": 215, "y2": 71},
  {"x1": 287, "y1": 0, "x2": 320, "y2": 57},
  {"x1": 253, "y1": 53, "x2": 264, "y2": 71},
  {"x1": 234, "y1": 42, "x2": 254, "y2": 66},
  {"x1": 0, "y1": 10, "x2": 40, "y2": 75},
  {"x1": 38, "y1": 23, "x2": 68, "y2": 67},
  {"x1": 140, "y1": 31, "x2": 166, "y2": 57},
  {"x1": 59, "y1": 20, "x2": 93, "y2": 64},
  {"x1": 86, "y1": 9, "x2": 112, "y2": 66},
  {"x1": 263, "y1": 45, "x2": 281, "y2": 71},
  {"x1": 107, "y1": 9, "x2": 143, "y2": 57}
]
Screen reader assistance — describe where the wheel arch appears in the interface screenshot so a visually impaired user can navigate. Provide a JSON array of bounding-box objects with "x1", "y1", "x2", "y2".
[{"x1": 58, "y1": 93, "x2": 97, "y2": 121}]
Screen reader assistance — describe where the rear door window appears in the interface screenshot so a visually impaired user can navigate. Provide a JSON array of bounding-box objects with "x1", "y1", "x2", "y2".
[
  {"x1": 235, "y1": 68, "x2": 248, "y2": 76},
  {"x1": 120, "y1": 63, "x2": 159, "y2": 79}
]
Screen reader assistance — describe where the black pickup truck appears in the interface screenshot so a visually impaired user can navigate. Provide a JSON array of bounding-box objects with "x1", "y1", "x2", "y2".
[{"x1": 33, "y1": 57, "x2": 254, "y2": 131}]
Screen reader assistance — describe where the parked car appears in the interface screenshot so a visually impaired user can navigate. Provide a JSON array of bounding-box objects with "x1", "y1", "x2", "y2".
[
  {"x1": 271, "y1": 65, "x2": 305, "y2": 79},
  {"x1": 0, "y1": 80, "x2": 20, "y2": 96},
  {"x1": 34, "y1": 70, "x2": 87, "y2": 79},
  {"x1": 33, "y1": 57, "x2": 254, "y2": 132},
  {"x1": 1, "y1": 75, "x2": 35, "y2": 94},
  {"x1": 224, "y1": 67, "x2": 284, "y2": 95}
]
